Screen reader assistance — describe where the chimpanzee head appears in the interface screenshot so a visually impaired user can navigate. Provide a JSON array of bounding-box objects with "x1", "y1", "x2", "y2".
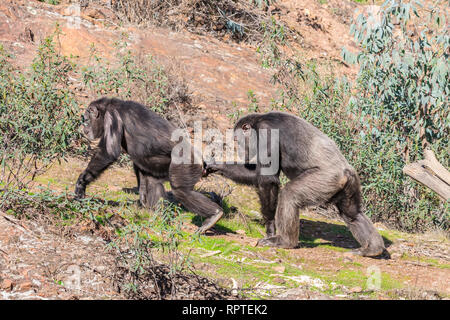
[
  {"x1": 233, "y1": 114, "x2": 262, "y2": 164},
  {"x1": 233, "y1": 113, "x2": 261, "y2": 134},
  {"x1": 82, "y1": 99, "x2": 107, "y2": 140}
]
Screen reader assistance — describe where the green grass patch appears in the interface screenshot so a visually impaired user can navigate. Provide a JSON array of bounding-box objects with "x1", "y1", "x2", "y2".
[{"x1": 400, "y1": 254, "x2": 450, "y2": 270}]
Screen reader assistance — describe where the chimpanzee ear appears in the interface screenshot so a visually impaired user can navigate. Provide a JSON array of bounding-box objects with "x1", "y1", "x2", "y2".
[{"x1": 103, "y1": 110, "x2": 123, "y2": 160}]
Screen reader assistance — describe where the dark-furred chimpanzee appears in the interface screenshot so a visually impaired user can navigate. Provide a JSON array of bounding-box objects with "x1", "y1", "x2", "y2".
[
  {"x1": 204, "y1": 112, "x2": 385, "y2": 257},
  {"x1": 75, "y1": 97, "x2": 223, "y2": 233}
]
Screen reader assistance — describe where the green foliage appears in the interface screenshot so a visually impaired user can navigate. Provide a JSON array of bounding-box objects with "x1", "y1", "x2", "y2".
[
  {"x1": 0, "y1": 187, "x2": 110, "y2": 223},
  {"x1": 113, "y1": 200, "x2": 188, "y2": 273},
  {"x1": 257, "y1": 0, "x2": 449, "y2": 231},
  {"x1": 257, "y1": 16, "x2": 287, "y2": 68},
  {"x1": 81, "y1": 39, "x2": 188, "y2": 115},
  {"x1": 227, "y1": 90, "x2": 261, "y2": 121},
  {"x1": 251, "y1": 0, "x2": 275, "y2": 8},
  {"x1": 227, "y1": 102, "x2": 245, "y2": 122},
  {"x1": 343, "y1": 0, "x2": 449, "y2": 151},
  {"x1": 341, "y1": 0, "x2": 449, "y2": 231},
  {"x1": 148, "y1": 201, "x2": 186, "y2": 259},
  {"x1": 111, "y1": 200, "x2": 193, "y2": 297},
  {"x1": 38, "y1": 0, "x2": 61, "y2": 4},
  {"x1": 0, "y1": 32, "x2": 81, "y2": 189}
]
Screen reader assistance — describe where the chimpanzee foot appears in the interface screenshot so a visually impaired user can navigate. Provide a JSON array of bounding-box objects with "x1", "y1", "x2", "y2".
[
  {"x1": 350, "y1": 246, "x2": 385, "y2": 257},
  {"x1": 265, "y1": 220, "x2": 276, "y2": 238},
  {"x1": 257, "y1": 236, "x2": 279, "y2": 247},
  {"x1": 74, "y1": 185, "x2": 86, "y2": 200},
  {"x1": 355, "y1": 232, "x2": 386, "y2": 257},
  {"x1": 196, "y1": 210, "x2": 224, "y2": 234},
  {"x1": 257, "y1": 236, "x2": 297, "y2": 249}
]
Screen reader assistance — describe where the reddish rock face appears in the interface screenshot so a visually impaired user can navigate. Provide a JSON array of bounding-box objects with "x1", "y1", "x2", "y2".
[
  {"x1": 0, "y1": 279, "x2": 14, "y2": 291},
  {"x1": 0, "y1": 0, "x2": 362, "y2": 132},
  {"x1": 0, "y1": 0, "x2": 280, "y2": 131}
]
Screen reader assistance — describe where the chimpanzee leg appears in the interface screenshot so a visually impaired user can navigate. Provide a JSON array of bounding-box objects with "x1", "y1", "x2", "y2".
[
  {"x1": 257, "y1": 183, "x2": 279, "y2": 237},
  {"x1": 169, "y1": 163, "x2": 223, "y2": 233},
  {"x1": 257, "y1": 182, "x2": 300, "y2": 248},
  {"x1": 75, "y1": 151, "x2": 115, "y2": 199},
  {"x1": 133, "y1": 162, "x2": 141, "y2": 190},
  {"x1": 258, "y1": 170, "x2": 339, "y2": 249},
  {"x1": 138, "y1": 171, "x2": 166, "y2": 209},
  {"x1": 339, "y1": 213, "x2": 385, "y2": 257},
  {"x1": 334, "y1": 171, "x2": 385, "y2": 257}
]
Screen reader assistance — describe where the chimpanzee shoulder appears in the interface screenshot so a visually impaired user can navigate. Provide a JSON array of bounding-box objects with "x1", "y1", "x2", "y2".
[{"x1": 236, "y1": 111, "x2": 303, "y2": 130}]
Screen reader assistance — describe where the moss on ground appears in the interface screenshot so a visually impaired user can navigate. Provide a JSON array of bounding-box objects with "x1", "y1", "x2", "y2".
[{"x1": 24, "y1": 161, "x2": 448, "y2": 299}]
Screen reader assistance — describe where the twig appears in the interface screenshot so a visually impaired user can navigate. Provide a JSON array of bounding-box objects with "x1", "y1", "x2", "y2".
[{"x1": 173, "y1": 102, "x2": 187, "y2": 129}]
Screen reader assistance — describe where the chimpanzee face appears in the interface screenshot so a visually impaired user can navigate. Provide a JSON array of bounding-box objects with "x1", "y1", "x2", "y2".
[
  {"x1": 233, "y1": 121, "x2": 258, "y2": 164},
  {"x1": 82, "y1": 104, "x2": 104, "y2": 140}
]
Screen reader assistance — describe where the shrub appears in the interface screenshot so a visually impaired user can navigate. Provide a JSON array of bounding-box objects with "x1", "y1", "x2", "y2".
[
  {"x1": 110, "y1": 0, "x2": 282, "y2": 43},
  {"x1": 81, "y1": 39, "x2": 190, "y2": 116},
  {"x1": 0, "y1": 33, "x2": 81, "y2": 190},
  {"x1": 262, "y1": 0, "x2": 448, "y2": 232},
  {"x1": 341, "y1": 0, "x2": 449, "y2": 231}
]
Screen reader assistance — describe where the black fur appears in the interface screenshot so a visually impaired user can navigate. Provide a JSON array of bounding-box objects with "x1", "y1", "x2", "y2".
[
  {"x1": 205, "y1": 112, "x2": 385, "y2": 257},
  {"x1": 75, "y1": 97, "x2": 223, "y2": 233}
]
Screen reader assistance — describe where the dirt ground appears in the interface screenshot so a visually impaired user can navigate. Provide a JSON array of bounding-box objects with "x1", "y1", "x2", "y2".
[
  {"x1": 0, "y1": 0, "x2": 362, "y2": 130},
  {"x1": 0, "y1": 210, "x2": 120, "y2": 299},
  {"x1": 1, "y1": 159, "x2": 448, "y2": 300},
  {"x1": 0, "y1": 0, "x2": 448, "y2": 300}
]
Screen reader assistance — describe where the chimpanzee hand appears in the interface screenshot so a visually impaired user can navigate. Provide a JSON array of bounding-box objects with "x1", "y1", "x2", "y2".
[
  {"x1": 202, "y1": 162, "x2": 221, "y2": 177},
  {"x1": 74, "y1": 181, "x2": 86, "y2": 200}
]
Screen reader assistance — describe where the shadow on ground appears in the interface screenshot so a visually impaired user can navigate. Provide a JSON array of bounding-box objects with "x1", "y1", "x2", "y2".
[
  {"x1": 122, "y1": 187, "x2": 139, "y2": 195},
  {"x1": 107, "y1": 191, "x2": 393, "y2": 257},
  {"x1": 190, "y1": 215, "x2": 235, "y2": 235},
  {"x1": 299, "y1": 218, "x2": 392, "y2": 257}
]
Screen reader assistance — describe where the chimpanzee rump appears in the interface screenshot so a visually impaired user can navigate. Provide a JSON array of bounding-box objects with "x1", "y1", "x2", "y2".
[
  {"x1": 75, "y1": 97, "x2": 223, "y2": 233},
  {"x1": 205, "y1": 112, "x2": 385, "y2": 257}
]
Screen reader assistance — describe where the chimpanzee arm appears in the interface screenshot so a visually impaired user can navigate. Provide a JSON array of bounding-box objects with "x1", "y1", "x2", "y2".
[
  {"x1": 74, "y1": 147, "x2": 117, "y2": 199},
  {"x1": 206, "y1": 163, "x2": 260, "y2": 186},
  {"x1": 75, "y1": 110, "x2": 123, "y2": 198}
]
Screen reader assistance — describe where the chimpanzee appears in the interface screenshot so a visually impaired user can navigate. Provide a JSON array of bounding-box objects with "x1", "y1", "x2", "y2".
[
  {"x1": 204, "y1": 112, "x2": 385, "y2": 257},
  {"x1": 74, "y1": 97, "x2": 223, "y2": 233}
]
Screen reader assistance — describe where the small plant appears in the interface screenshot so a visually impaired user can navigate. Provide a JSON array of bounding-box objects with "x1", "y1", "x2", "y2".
[
  {"x1": 149, "y1": 201, "x2": 189, "y2": 274},
  {"x1": 227, "y1": 90, "x2": 262, "y2": 123},
  {"x1": 81, "y1": 38, "x2": 189, "y2": 116},
  {"x1": 111, "y1": 200, "x2": 193, "y2": 298},
  {"x1": 257, "y1": 16, "x2": 287, "y2": 68},
  {"x1": 0, "y1": 187, "x2": 112, "y2": 226},
  {"x1": 247, "y1": 90, "x2": 261, "y2": 113},
  {"x1": 227, "y1": 101, "x2": 245, "y2": 122},
  {"x1": 38, "y1": 0, "x2": 61, "y2": 4},
  {"x1": 341, "y1": 0, "x2": 449, "y2": 231},
  {"x1": 0, "y1": 31, "x2": 81, "y2": 190},
  {"x1": 251, "y1": 0, "x2": 275, "y2": 8}
]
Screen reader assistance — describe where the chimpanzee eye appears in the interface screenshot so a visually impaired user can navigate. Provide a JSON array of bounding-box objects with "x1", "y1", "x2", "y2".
[{"x1": 242, "y1": 123, "x2": 251, "y2": 131}]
